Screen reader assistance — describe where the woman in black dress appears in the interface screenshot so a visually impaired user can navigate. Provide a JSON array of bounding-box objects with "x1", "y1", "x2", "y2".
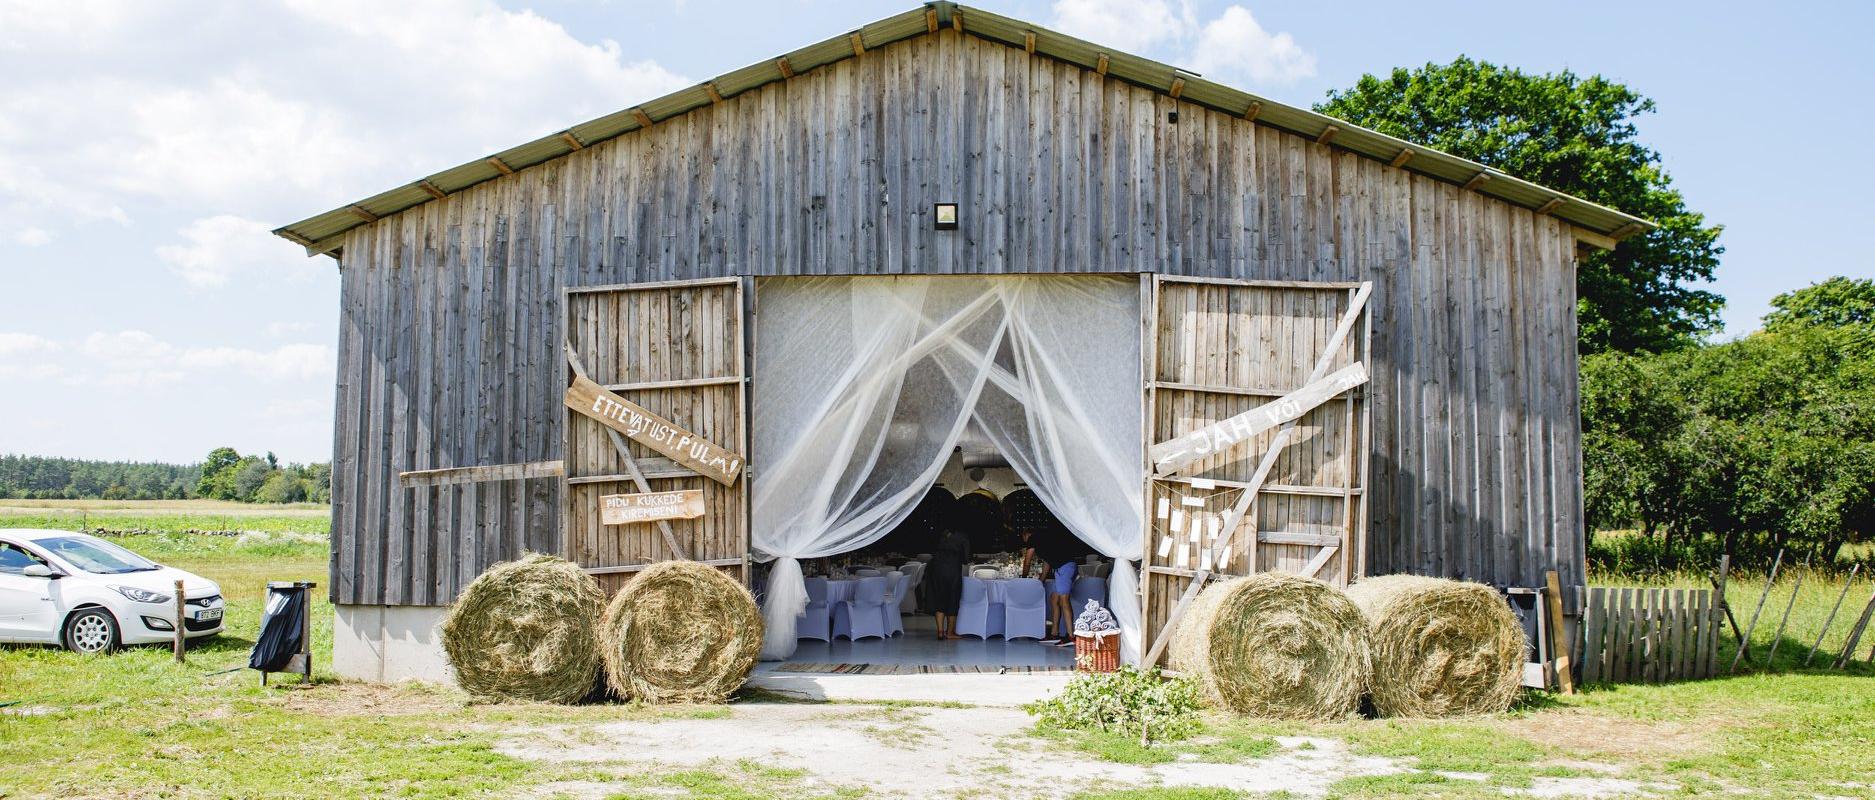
[{"x1": 927, "y1": 515, "x2": 971, "y2": 641}]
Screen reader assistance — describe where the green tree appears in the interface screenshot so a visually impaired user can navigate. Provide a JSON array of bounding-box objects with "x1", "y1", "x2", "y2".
[
  {"x1": 1318, "y1": 58, "x2": 1724, "y2": 354},
  {"x1": 1582, "y1": 311, "x2": 1875, "y2": 570},
  {"x1": 1763, "y1": 276, "x2": 1875, "y2": 332},
  {"x1": 254, "y1": 471, "x2": 305, "y2": 504},
  {"x1": 231, "y1": 457, "x2": 272, "y2": 502},
  {"x1": 196, "y1": 447, "x2": 242, "y2": 499}
]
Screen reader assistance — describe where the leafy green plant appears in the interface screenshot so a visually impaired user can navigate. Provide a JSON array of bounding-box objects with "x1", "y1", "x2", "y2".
[{"x1": 1024, "y1": 666, "x2": 1201, "y2": 744}]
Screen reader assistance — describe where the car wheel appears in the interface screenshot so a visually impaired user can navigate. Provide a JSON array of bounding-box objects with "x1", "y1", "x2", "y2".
[{"x1": 63, "y1": 608, "x2": 119, "y2": 654}]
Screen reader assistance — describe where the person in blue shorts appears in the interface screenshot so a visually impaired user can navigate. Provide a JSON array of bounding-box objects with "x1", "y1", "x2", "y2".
[{"x1": 1047, "y1": 557, "x2": 1078, "y2": 643}]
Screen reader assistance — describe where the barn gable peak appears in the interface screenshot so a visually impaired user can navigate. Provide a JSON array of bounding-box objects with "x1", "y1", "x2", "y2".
[{"x1": 274, "y1": 2, "x2": 1650, "y2": 258}]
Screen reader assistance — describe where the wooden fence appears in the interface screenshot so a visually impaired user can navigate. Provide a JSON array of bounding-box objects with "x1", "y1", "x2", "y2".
[{"x1": 1579, "y1": 586, "x2": 1723, "y2": 684}]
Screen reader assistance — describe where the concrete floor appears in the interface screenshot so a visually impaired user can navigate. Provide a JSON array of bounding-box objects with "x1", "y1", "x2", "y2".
[{"x1": 748, "y1": 615, "x2": 1077, "y2": 705}]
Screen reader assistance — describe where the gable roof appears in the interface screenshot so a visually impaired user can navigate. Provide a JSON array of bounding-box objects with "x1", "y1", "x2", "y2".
[{"x1": 274, "y1": 1, "x2": 1651, "y2": 258}]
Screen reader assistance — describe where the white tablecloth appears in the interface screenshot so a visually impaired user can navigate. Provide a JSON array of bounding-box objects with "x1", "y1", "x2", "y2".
[
  {"x1": 823, "y1": 577, "x2": 1033, "y2": 608},
  {"x1": 819, "y1": 577, "x2": 1044, "y2": 632}
]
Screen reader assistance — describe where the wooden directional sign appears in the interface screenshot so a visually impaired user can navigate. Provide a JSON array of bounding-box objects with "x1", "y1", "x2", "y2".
[
  {"x1": 565, "y1": 374, "x2": 744, "y2": 486},
  {"x1": 1150, "y1": 361, "x2": 1369, "y2": 477},
  {"x1": 600, "y1": 490, "x2": 706, "y2": 525}
]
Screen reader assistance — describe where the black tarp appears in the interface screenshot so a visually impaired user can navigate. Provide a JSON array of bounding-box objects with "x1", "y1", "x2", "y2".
[{"x1": 248, "y1": 584, "x2": 307, "y2": 672}]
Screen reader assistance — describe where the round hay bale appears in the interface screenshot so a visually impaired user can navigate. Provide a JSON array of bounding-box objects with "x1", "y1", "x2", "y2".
[
  {"x1": 1346, "y1": 575, "x2": 1526, "y2": 717},
  {"x1": 441, "y1": 553, "x2": 605, "y2": 704},
  {"x1": 1169, "y1": 573, "x2": 1370, "y2": 720},
  {"x1": 600, "y1": 560, "x2": 762, "y2": 704}
]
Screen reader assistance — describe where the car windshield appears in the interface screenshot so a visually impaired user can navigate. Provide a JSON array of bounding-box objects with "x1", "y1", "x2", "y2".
[{"x1": 33, "y1": 536, "x2": 159, "y2": 574}]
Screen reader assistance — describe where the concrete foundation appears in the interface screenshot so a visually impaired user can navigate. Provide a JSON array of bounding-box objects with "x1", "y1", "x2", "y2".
[{"x1": 332, "y1": 604, "x2": 454, "y2": 685}]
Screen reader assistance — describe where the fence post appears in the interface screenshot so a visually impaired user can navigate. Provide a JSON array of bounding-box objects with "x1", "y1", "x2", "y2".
[
  {"x1": 172, "y1": 579, "x2": 186, "y2": 664},
  {"x1": 1731, "y1": 549, "x2": 1784, "y2": 672},
  {"x1": 1545, "y1": 570, "x2": 1575, "y2": 694},
  {"x1": 1836, "y1": 584, "x2": 1875, "y2": 669},
  {"x1": 1764, "y1": 554, "x2": 1812, "y2": 669},
  {"x1": 1808, "y1": 564, "x2": 1861, "y2": 667}
]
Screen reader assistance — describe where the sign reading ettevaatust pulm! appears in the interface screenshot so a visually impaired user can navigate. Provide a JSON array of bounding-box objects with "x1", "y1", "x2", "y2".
[{"x1": 564, "y1": 375, "x2": 744, "y2": 486}]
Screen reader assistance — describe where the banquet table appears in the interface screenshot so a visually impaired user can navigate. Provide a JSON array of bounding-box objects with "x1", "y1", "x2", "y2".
[{"x1": 819, "y1": 576, "x2": 1044, "y2": 632}]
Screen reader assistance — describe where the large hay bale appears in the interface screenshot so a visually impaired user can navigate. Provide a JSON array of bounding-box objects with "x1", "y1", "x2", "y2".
[
  {"x1": 599, "y1": 560, "x2": 762, "y2": 704},
  {"x1": 1169, "y1": 573, "x2": 1370, "y2": 720},
  {"x1": 441, "y1": 553, "x2": 605, "y2": 704},
  {"x1": 1346, "y1": 575, "x2": 1526, "y2": 717}
]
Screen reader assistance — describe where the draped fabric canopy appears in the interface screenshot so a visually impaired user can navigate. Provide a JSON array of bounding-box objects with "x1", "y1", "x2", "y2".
[{"x1": 752, "y1": 276, "x2": 1145, "y2": 663}]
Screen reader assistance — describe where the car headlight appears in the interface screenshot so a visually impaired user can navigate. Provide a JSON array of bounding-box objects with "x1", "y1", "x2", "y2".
[{"x1": 111, "y1": 586, "x2": 173, "y2": 604}]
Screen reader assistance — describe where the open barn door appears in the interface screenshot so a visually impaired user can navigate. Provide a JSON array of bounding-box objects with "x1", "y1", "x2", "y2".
[
  {"x1": 1139, "y1": 276, "x2": 1372, "y2": 666},
  {"x1": 562, "y1": 277, "x2": 750, "y2": 594}
]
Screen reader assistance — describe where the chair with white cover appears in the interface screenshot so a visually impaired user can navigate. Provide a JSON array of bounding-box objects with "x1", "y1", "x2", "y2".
[
  {"x1": 954, "y1": 577, "x2": 1007, "y2": 639},
  {"x1": 971, "y1": 567, "x2": 1001, "y2": 580},
  {"x1": 881, "y1": 571, "x2": 908, "y2": 636},
  {"x1": 1001, "y1": 578, "x2": 1048, "y2": 640},
  {"x1": 797, "y1": 577, "x2": 831, "y2": 642},
  {"x1": 915, "y1": 553, "x2": 933, "y2": 562},
  {"x1": 854, "y1": 567, "x2": 883, "y2": 577},
  {"x1": 1070, "y1": 576, "x2": 1109, "y2": 619},
  {"x1": 1089, "y1": 561, "x2": 1111, "y2": 579},
  {"x1": 832, "y1": 576, "x2": 889, "y2": 640},
  {"x1": 898, "y1": 562, "x2": 925, "y2": 613}
]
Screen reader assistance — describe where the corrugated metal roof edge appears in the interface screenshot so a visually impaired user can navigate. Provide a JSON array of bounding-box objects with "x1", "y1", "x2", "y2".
[{"x1": 273, "y1": 1, "x2": 1652, "y2": 259}]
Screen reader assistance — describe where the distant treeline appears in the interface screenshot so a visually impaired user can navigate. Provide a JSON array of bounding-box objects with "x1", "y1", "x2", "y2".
[{"x1": 0, "y1": 449, "x2": 330, "y2": 504}]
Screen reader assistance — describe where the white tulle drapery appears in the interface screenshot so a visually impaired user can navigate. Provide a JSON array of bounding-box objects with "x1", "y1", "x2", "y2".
[{"x1": 753, "y1": 276, "x2": 1144, "y2": 663}]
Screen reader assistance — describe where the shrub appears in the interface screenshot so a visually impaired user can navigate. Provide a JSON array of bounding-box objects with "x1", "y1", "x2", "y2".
[{"x1": 1024, "y1": 666, "x2": 1202, "y2": 744}]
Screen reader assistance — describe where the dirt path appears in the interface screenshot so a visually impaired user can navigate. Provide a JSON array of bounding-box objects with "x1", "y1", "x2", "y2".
[{"x1": 497, "y1": 702, "x2": 1406, "y2": 799}]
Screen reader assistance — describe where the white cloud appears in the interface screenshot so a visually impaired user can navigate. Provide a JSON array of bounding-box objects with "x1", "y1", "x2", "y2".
[
  {"x1": 0, "y1": 332, "x2": 57, "y2": 356},
  {"x1": 1050, "y1": 0, "x2": 1194, "y2": 52},
  {"x1": 10, "y1": 227, "x2": 51, "y2": 246},
  {"x1": 0, "y1": 363, "x2": 66, "y2": 382},
  {"x1": 0, "y1": 330, "x2": 331, "y2": 387},
  {"x1": 179, "y1": 343, "x2": 333, "y2": 382},
  {"x1": 1048, "y1": 1, "x2": 1314, "y2": 88},
  {"x1": 1188, "y1": 6, "x2": 1316, "y2": 86},
  {"x1": 157, "y1": 215, "x2": 309, "y2": 288},
  {"x1": 80, "y1": 330, "x2": 176, "y2": 364},
  {"x1": 0, "y1": 0, "x2": 690, "y2": 278}
]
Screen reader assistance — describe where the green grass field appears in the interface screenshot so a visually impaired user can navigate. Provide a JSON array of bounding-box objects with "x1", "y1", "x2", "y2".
[
  {"x1": 0, "y1": 497, "x2": 330, "y2": 536},
  {"x1": 2, "y1": 502, "x2": 1873, "y2": 799}
]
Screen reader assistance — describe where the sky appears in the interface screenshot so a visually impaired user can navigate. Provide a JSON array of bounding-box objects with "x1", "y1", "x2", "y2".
[{"x1": 1, "y1": 0, "x2": 1870, "y2": 465}]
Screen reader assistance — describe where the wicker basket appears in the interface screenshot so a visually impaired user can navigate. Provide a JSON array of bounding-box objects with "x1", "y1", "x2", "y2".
[{"x1": 1073, "y1": 630, "x2": 1120, "y2": 673}]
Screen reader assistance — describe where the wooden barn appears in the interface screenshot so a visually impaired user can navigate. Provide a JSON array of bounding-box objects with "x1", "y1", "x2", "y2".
[{"x1": 274, "y1": 3, "x2": 1649, "y2": 683}]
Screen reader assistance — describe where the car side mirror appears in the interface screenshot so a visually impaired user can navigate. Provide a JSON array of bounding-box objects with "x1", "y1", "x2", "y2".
[{"x1": 21, "y1": 564, "x2": 54, "y2": 578}]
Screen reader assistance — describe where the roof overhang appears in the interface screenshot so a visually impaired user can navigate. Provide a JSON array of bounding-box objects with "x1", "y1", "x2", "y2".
[{"x1": 274, "y1": 1, "x2": 1653, "y2": 259}]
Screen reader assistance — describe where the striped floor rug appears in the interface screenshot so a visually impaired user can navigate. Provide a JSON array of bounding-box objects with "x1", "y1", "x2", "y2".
[{"x1": 775, "y1": 662, "x2": 1072, "y2": 675}]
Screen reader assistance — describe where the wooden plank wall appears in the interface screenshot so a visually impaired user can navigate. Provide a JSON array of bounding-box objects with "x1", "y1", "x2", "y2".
[
  {"x1": 329, "y1": 29, "x2": 1584, "y2": 606},
  {"x1": 1579, "y1": 587, "x2": 1721, "y2": 683},
  {"x1": 563, "y1": 280, "x2": 748, "y2": 595}
]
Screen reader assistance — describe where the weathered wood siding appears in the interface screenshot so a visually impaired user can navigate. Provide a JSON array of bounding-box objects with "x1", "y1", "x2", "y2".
[{"x1": 329, "y1": 29, "x2": 1585, "y2": 606}]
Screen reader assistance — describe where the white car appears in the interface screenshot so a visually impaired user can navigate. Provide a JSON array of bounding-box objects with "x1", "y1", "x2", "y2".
[{"x1": 0, "y1": 529, "x2": 225, "y2": 654}]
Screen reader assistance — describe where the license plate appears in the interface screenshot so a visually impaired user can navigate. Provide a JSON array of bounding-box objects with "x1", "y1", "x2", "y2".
[{"x1": 195, "y1": 608, "x2": 223, "y2": 622}]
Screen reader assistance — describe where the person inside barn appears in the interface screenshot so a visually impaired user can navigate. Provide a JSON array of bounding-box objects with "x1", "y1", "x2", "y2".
[
  {"x1": 926, "y1": 509, "x2": 972, "y2": 640},
  {"x1": 1032, "y1": 527, "x2": 1078, "y2": 645}
]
